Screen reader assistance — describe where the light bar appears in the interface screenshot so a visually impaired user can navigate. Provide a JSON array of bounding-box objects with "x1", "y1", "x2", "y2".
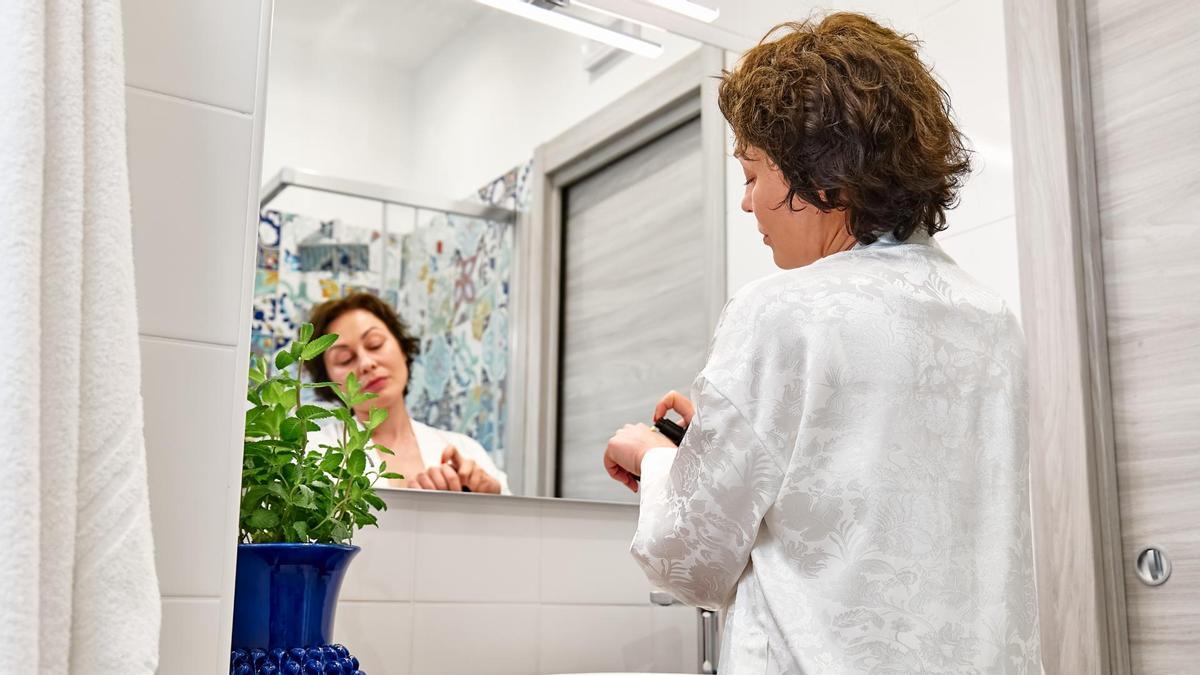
[
  {"x1": 573, "y1": 0, "x2": 667, "y2": 32},
  {"x1": 645, "y1": 0, "x2": 719, "y2": 23},
  {"x1": 472, "y1": 0, "x2": 664, "y2": 57}
]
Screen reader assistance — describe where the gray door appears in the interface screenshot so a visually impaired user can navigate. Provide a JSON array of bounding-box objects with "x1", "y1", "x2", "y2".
[
  {"x1": 1087, "y1": 0, "x2": 1200, "y2": 670},
  {"x1": 556, "y1": 117, "x2": 709, "y2": 502}
]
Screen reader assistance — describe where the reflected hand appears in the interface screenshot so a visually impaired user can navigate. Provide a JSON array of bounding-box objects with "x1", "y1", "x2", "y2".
[
  {"x1": 407, "y1": 462, "x2": 463, "y2": 492},
  {"x1": 603, "y1": 423, "x2": 667, "y2": 493},
  {"x1": 653, "y1": 390, "x2": 695, "y2": 427},
  {"x1": 441, "y1": 446, "x2": 502, "y2": 494}
]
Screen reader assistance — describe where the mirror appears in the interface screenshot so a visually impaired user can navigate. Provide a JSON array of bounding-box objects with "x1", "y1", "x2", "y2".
[
  {"x1": 252, "y1": 0, "x2": 711, "y2": 499},
  {"x1": 251, "y1": 0, "x2": 1021, "y2": 503}
]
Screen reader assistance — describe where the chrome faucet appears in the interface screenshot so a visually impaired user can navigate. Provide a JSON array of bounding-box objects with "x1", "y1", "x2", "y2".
[{"x1": 649, "y1": 592, "x2": 719, "y2": 674}]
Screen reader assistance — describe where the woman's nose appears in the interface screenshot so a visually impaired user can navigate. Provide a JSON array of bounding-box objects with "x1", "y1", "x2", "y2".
[{"x1": 741, "y1": 190, "x2": 753, "y2": 213}]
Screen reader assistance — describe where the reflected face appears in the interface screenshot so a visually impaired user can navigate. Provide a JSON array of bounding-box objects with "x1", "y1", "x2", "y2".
[
  {"x1": 322, "y1": 309, "x2": 409, "y2": 414},
  {"x1": 737, "y1": 147, "x2": 854, "y2": 269}
]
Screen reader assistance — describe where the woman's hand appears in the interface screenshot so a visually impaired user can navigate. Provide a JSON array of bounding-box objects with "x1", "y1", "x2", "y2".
[
  {"x1": 406, "y1": 462, "x2": 463, "y2": 492},
  {"x1": 654, "y1": 390, "x2": 695, "y2": 426},
  {"x1": 442, "y1": 446, "x2": 502, "y2": 494},
  {"x1": 405, "y1": 446, "x2": 502, "y2": 494},
  {"x1": 604, "y1": 423, "x2": 669, "y2": 493}
]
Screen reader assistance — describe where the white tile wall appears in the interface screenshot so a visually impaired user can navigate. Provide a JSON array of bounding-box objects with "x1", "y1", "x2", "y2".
[
  {"x1": 331, "y1": 494, "x2": 701, "y2": 674},
  {"x1": 539, "y1": 605, "x2": 655, "y2": 674},
  {"x1": 333, "y1": 602, "x2": 414, "y2": 675},
  {"x1": 141, "y1": 337, "x2": 238, "y2": 598},
  {"x1": 124, "y1": 0, "x2": 269, "y2": 671},
  {"x1": 340, "y1": 491, "x2": 420, "y2": 602},
  {"x1": 936, "y1": 217, "x2": 1023, "y2": 315},
  {"x1": 412, "y1": 493, "x2": 541, "y2": 603},
  {"x1": 540, "y1": 501, "x2": 648, "y2": 605},
  {"x1": 123, "y1": 0, "x2": 264, "y2": 113},
  {"x1": 127, "y1": 88, "x2": 254, "y2": 347},
  {"x1": 158, "y1": 598, "x2": 223, "y2": 675},
  {"x1": 411, "y1": 603, "x2": 540, "y2": 675},
  {"x1": 651, "y1": 605, "x2": 701, "y2": 672},
  {"x1": 918, "y1": 0, "x2": 1016, "y2": 233}
]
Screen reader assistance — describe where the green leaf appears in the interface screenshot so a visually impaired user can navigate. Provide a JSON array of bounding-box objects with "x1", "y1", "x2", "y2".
[
  {"x1": 243, "y1": 441, "x2": 273, "y2": 457},
  {"x1": 292, "y1": 521, "x2": 308, "y2": 541},
  {"x1": 379, "y1": 472, "x2": 404, "y2": 480},
  {"x1": 302, "y1": 333, "x2": 339, "y2": 361},
  {"x1": 300, "y1": 323, "x2": 314, "y2": 343},
  {"x1": 262, "y1": 381, "x2": 288, "y2": 408},
  {"x1": 248, "y1": 356, "x2": 267, "y2": 384},
  {"x1": 294, "y1": 484, "x2": 317, "y2": 509},
  {"x1": 241, "y1": 486, "x2": 270, "y2": 510},
  {"x1": 247, "y1": 509, "x2": 279, "y2": 529},
  {"x1": 374, "y1": 443, "x2": 395, "y2": 456},
  {"x1": 275, "y1": 349, "x2": 296, "y2": 370},
  {"x1": 319, "y1": 452, "x2": 344, "y2": 473},
  {"x1": 298, "y1": 405, "x2": 333, "y2": 420},
  {"x1": 367, "y1": 406, "x2": 388, "y2": 432},
  {"x1": 347, "y1": 449, "x2": 366, "y2": 476},
  {"x1": 363, "y1": 492, "x2": 386, "y2": 510},
  {"x1": 280, "y1": 418, "x2": 306, "y2": 445},
  {"x1": 344, "y1": 372, "x2": 361, "y2": 396}
]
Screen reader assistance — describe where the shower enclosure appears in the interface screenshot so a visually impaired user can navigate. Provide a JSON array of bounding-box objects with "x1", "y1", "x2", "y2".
[{"x1": 254, "y1": 168, "x2": 519, "y2": 473}]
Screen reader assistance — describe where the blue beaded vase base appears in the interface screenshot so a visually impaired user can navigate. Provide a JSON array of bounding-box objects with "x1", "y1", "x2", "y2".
[{"x1": 230, "y1": 643, "x2": 365, "y2": 675}]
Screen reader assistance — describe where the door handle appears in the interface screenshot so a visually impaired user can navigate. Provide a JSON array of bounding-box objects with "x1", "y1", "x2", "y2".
[{"x1": 1135, "y1": 546, "x2": 1172, "y2": 586}]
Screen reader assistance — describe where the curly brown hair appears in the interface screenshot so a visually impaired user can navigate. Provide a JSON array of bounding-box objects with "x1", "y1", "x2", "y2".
[
  {"x1": 304, "y1": 292, "x2": 421, "y2": 403},
  {"x1": 718, "y1": 13, "x2": 971, "y2": 244}
]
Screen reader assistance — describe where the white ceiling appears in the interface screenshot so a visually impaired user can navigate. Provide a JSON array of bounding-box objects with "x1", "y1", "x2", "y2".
[{"x1": 272, "y1": 0, "x2": 491, "y2": 69}]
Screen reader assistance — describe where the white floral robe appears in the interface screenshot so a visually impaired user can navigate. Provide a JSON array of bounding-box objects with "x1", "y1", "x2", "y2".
[{"x1": 632, "y1": 233, "x2": 1041, "y2": 673}]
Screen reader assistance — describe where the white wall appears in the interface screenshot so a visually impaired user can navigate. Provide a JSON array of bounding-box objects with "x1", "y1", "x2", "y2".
[
  {"x1": 721, "y1": 0, "x2": 1022, "y2": 318},
  {"x1": 335, "y1": 492, "x2": 698, "y2": 674},
  {"x1": 262, "y1": 2, "x2": 703, "y2": 208},
  {"x1": 261, "y1": 24, "x2": 417, "y2": 228},
  {"x1": 122, "y1": 0, "x2": 272, "y2": 673},
  {"x1": 261, "y1": 3, "x2": 701, "y2": 218},
  {"x1": 395, "y1": 9, "x2": 699, "y2": 199}
]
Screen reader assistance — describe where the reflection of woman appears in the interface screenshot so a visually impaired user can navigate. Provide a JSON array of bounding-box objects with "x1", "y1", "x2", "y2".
[
  {"x1": 603, "y1": 14, "x2": 1040, "y2": 673},
  {"x1": 304, "y1": 293, "x2": 507, "y2": 494}
]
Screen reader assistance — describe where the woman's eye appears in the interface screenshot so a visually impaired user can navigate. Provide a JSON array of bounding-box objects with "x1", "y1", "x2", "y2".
[
  {"x1": 744, "y1": 177, "x2": 755, "y2": 186},
  {"x1": 366, "y1": 340, "x2": 383, "y2": 350}
]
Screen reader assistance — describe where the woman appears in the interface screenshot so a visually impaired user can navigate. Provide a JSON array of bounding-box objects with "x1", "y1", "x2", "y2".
[
  {"x1": 603, "y1": 14, "x2": 1040, "y2": 673},
  {"x1": 305, "y1": 292, "x2": 508, "y2": 494}
]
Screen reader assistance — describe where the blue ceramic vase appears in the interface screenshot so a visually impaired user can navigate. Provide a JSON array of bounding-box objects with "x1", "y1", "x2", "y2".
[{"x1": 230, "y1": 543, "x2": 364, "y2": 675}]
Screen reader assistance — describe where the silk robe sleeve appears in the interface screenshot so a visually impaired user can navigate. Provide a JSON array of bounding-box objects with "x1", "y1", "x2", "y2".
[{"x1": 630, "y1": 292, "x2": 788, "y2": 610}]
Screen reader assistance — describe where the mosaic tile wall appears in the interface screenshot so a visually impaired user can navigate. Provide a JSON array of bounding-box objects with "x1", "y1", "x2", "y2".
[{"x1": 251, "y1": 162, "x2": 530, "y2": 462}]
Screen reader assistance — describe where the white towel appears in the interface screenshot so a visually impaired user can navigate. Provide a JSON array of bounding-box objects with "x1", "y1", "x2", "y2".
[{"x1": 0, "y1": 0, "x2": 161, "y2": 672}]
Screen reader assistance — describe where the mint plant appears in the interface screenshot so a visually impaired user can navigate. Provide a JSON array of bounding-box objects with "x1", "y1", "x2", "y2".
[{"x1": 241, "y1": 323, "x2": 402, "y2": 545}]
